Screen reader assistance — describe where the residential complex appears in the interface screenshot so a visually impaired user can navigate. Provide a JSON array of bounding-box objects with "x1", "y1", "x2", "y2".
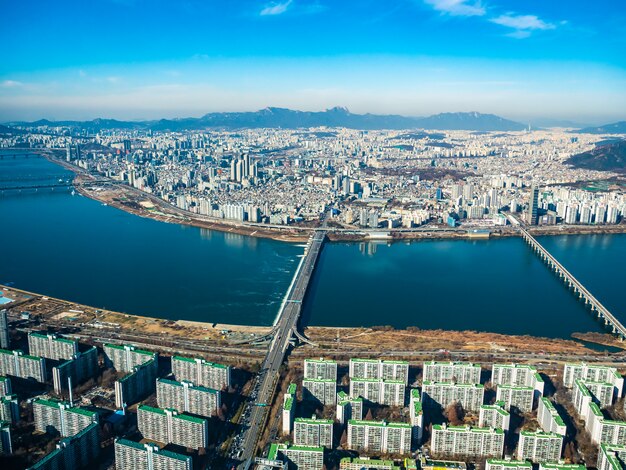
[
  {"x1": 563, "y1": 363, "x2": 623, "y2": 399},
  {"x1": 350, "y1": 378, "x2": 405, "y2": 406},
  {"x1": 0, "y1": 375, "x2": 11, "y2": 396},
  {"x1": 33, "y1": 398, "x2": 98, "y2": 437},
  {"x1": 283, "y1": 383, "x2": 296, "y2": 435},
  {"x1": 423, "y1": 362, "x2": 481, "y2": 384},
  {"x1": 28, "y1": 332, "x2": 78, "y2": 361},
  {"x1": 0, "y1": 421, "x2": 12, "y2": 455},
  {"x1": 0, "y1": 394, "x2": 19, "y2": 424},
  {"x1": 430, "y1": 424, "x2": 504, "y2": 458},
  {"x1": 52, "y1": 346, "x2": 99, "y2": 394},
  {"x1": 491, "y1": 364, "x2": 545, "y2": 395},
  {"x1": 336, "y1": 391, "x2": 363, "y2": 425},
  {"x1": 172, "y1": 355, "x2": 231, "y2": 390},
  {"x1": 137, "y1": 404, "x2": 209, "y2": 449},
  {"x1": 597, "y1": 443, "x2": 626, "y2": 470},
  {"x1": 27, "y1": 422, "x2": 100, "y2": 470},
  {"x1": 304, "y1": 358, "x2": 338, "y2": 381},
  {"x1": 349, "y1": 359, "x2": 409, "y2": 384},
  {"x1": 293, "y1": 416, "x2": 333, "y2": 448},
  {"x1": 0, "y1": 348, "x2": 46, "y2": 382},
  {"x1": 516, "y1": 430, "x2": 563, "y2": 463},
  {"x1": 486, "y1": 459, "x2": 532, "y2": 470},
  {"x1": 495, "y1": 384, "x2": 535, "y2": 413},
  {"x1": 409, "y1": 389, "x2": 424, "y2": 443},
  {"x1": 115, "y1": 358, "x2": 158, "y2": 408},
  {"x1": 104, "y1": 343, "x2": 156, "y2": 373},
  {"x1": 268, "y1": 442, "x2": 324, "y2": 470},
  {"x1": 478, "y1": 402, "x2": 510, "y2": 432},
  {"x1": 157, "y1": 377, "x2": 221, "y2": 417},
  {"x1": 537, "y1": 397, "x2": 567, "y2": 436},
  {"x1": 114, "y1": 439, "x2": 192, "y2": 470},
  {"x1": 421, "y1": 381, "x2": 484, "y2": 412},
  {"x1": 303, "y1": 377, "x2": 337, "y2": 405},
  {"x1": 347, "y1": 419, "x2": 412, "y2": 454}
]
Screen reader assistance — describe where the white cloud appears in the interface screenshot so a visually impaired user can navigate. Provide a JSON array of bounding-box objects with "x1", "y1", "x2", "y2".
[
  {"x1": 424, "y1": 0, "x2": 485, "y2": 17},
  {"x1": 260, "y1": 0, "x2": 293, "y2": 16},
  {"x1": 490, "y1": 13, "x2": 556, "y2": 38},
  {"x1": 0, "y1": 80, "x2": 24, "y2": 88}
]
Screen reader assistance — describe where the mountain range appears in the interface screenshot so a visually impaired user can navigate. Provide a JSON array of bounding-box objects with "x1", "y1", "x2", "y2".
[
  {"x1": 575, "y1": 121, "x2": 626, "y2": 134},
  {"x1": 566, "y1": 140, "x2": 626, "y2": 173},
  {"x1": 7, "y1": 108, "x2": 530, "y2": 132}
]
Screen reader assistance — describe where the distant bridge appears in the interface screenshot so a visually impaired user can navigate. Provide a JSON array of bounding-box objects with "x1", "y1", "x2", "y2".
[
  {"x1": 0, "y1": 180, "x2": 112, "y2": 191},
  {"x1": 521, "y1": 227, "x2": 626, "y2": 340}
]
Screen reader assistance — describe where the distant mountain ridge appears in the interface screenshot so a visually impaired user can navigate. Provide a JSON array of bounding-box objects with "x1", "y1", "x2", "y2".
[
  {"x1": 575, "y1": 121, "x2": 626, "y2": 134},
  {"x1": 7, "y1": 107, "x2": 529, "y2": 132}
]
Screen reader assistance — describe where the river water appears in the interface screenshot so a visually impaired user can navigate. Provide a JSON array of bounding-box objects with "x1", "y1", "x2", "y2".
[{"x1": 1, "y1": 153, "x2": 624, "y2": 338}]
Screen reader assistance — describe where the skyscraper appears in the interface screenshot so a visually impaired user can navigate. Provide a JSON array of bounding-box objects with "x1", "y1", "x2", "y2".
[{"x1": 529, "y1": 185, "x2": 539, "y2": 225}]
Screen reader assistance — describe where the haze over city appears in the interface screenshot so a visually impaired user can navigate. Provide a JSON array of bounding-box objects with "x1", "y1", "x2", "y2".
[{"x1": 1, "y1": 0, "x2": 626, "y2": 124}]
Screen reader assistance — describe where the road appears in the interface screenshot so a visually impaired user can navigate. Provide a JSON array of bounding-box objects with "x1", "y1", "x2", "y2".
[{"x1": 235, "y1": 228, "x2": 326, "y2": 467}]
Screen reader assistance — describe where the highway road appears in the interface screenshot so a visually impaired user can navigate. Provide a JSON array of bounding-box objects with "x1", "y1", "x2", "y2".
[{"x1": 234, "y1": 228, "x2": 326, "y2": 467}]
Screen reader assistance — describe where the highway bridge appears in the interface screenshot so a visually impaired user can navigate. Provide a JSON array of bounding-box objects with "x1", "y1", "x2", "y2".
[
  {"x1": 521, "y1": 227, "x2": 626, "y2": 340},
  {"x1": 0, "y1": 180, "x2": 112, "y2": 191},
  {"x1": 235, "y1": 229, "x2": 326, "y2": 468}
]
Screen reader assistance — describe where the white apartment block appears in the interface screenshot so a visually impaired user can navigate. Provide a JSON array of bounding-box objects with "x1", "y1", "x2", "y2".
[
  {"x1": 516, "y1": 431, "x2": 563, "y2": 463},
  {"x1": 0, "y1": 349, "x2": 46, "y2": 382},
  {"x1": 156, "y1": 378, "x2": 221, "y2": 417},
  {"x1": 491, "y1": 364, "x2": 545, "y2": 395},
  {"x1": 422, "y1": 381, "x2": 484, "y2": 412},
  {"x1": 350, "y1": 378, "x2": 405, "y2": 406},
  {"x1": 104, "y1": 343, "x2": 156, "y2": 373},
  {"x1": 349, "y1": 359, "x2": 409, "y2": 384},
  {"x1": 283, "y1": 383, "x2": 296, "y2": 435},
  {"x1": 537, "y1": 397, "x2": 566, "y2": 436},
  {"x1": 409, "y1": 389, "x2": 424, "y2": 443},
  {"x1": 33, "y1": 398, "x2": 98, "y2": 437},
  {"x1": 270, "y1": 443, "x2": 324, "y2": 470},
  {"x1": 597, "y1": 443, "x2": 626, "y2": 470},
  {"x1": 478, "y1": 402, "x2": 510, "y2": 432},
  {"x1": 28, "y1": 333, "x2": 78, "y2": 361},
  {"x1": 304, "y1": 358, "x2": 338, "y2": 381},
  {"x1": 430, "y1": 424, "x2": 504, "y2": 458},
  {"x1": 423, "y1": 361, "x2": 481, "y2": 384},
  {"x1": 486, "y1": 459, "x2": 532, "y2": 470},
  {"x1": 336, "y1": 391, "x2": 363, "y2": 425},
  {"x1": 171, "y1": 355, "x2": 231, "y2": 390},
  {"x1": 496, "y1": 385, "x2": 535, "y2": 413},
  {"x1": 347, "y1": 420, "x2": 412, "y2": 454},
  {"x1": 585, "y1": 402, "x2": 626, "y2": 446},
  {"x1": 563, "y1": 363, "x2": 623, "y2": 398},
  {"x1": 294, "y1": 417, "x2": 333, "y2": 448},
  {"x1": 137, "y1": 405, "x2": 208, "y2": 450},
  {"x1": 303, "y1": 378, "x2": 336, "y2": 405},
  {"x1": 114, "y1": 439, "x2": 192, "y2": 470}
]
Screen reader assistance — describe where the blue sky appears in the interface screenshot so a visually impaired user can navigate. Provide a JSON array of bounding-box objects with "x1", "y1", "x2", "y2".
[{"x1": 1, "y1": 0, "x2": 625, "y2": 123}]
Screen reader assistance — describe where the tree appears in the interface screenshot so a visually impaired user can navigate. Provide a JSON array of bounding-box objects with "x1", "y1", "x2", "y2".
[
  {"x1": 445, "y1": 401, "x2": 465, "y2": 426},
  {"x1": 365, "y1": 408, "x2": 373, "y2": 421}
]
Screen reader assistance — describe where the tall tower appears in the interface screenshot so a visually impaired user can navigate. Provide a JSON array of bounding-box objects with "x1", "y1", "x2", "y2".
[
  {"x1": 529, "y1": 185, "x2": 539, "y2": 225},
  {"x1": 0, "y1": 309, "x2": 9, "y2": 349}
]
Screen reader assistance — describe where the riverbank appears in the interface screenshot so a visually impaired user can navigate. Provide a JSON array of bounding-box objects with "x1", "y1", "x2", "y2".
[
  {"x1": 2, "y1": 283, "x2": 624, "y2": 359},
  {"x1": 42, "y1": 153, "x2": 626, "y2": 243}
]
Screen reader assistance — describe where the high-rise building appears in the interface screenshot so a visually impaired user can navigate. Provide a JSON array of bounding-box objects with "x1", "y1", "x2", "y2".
[
  {"x1": 157, "y1": 378, "x2": 220, "y2": 417},
  {"x1": 350, "y1": 378, "x2": 405, "y2": 406},
  {"x1": 423, "y1": 361, "x2": 480, "y2": 384},
  {"x1": 0, "y1": 349, "x2": 46, "y2": 382},
  {"x1": 563, "y1": 363, "x2": 623, "y2": 398},
  {"x1": 339, "y1": 457, "x2": 400, "y2": 470},
  {"x1": 303, "y1": 377, "x2": 337, "y2": 405},
  {"x1": 516, "y1": 430, "x2": 563, "y2": 463},
  {"x1": 27, "y1": 422, "x2": 100, "y2": 470},
  {"x1": 347, "y1": 420, "x2": 412, "y2": 454},
  {"x1": 268, "y1": 443, "x2": 324, "y2": 470},
  {"x1": 304, "y1": 358, "x2": 338, "y2": 381},
  {"x1": 597, "y1": 443, "x2": 626, "y2": 470},
  {"x1": 283, "y1": 383, "x2": 296, "y2": 435},
  {"x1": 336, "y1": 391, "x2": 363, "y2": 425},
  {"x1": 528, "y1": 185, "x2": 539, "y2": 225},
  {"x1": 409, "y1": 389, "x2": 424, "y2": 444},
  {"x1": 421, "y1": 381, "x2": 484, "y2": 412},
  {"x1": 104, "y1": 343, "x2": 157, "y2": 373},
  {"x1": 539, "y1": 464, "x2": 586, "y2": 470},
  {"x1": 486, "y1": 460, "x2": 532, "y2": 470},
  {"x1": 584, "y1": 402, "x2": 626, "y2": 447},
  {"x1": 478, "y1": 402, "x2": 510, "y2": 432},
  {"x1": 28, "y1": 332, "x2": 78, "y2": 361},
  {"x1": 0, "y1": 395, "x2": 19, "y2": 424},
  {"x1": 349, "y1": 359, "x2": 409, "y2": 384},
  {"x1": 114, "y1": 439, "x2": 192, "y2": 470},
  {"x1": 137, "y1": 405, "x2": 208, "y2": 450},
  {"x1": 495, "y1": 385, "x2": 535, "y2": 413},
  {"x1": 33, "y1": 398, "x2": 98, "y2": 437},
  {"x1": 53, "y1": 346, "x2": 99, "y2": 395},
  {"x1": 115, "y1": 358, "x2": 158, "y2": 408},
  {"x1": 0, "y1": 310, "x2": 9, "y2": 349},
  {"x1": 294, "y1": 416, "x2": 333, "y2": 448},
  {"x1": 537, "y1": 397, "x2": 566, "y2": 436},
  {"x1": 430, "y1": 424, "x2": 504, "y2": 458},
  {"x1": 491, "y1": 364, "x2": 545, "y2": 395},
  {"x1": 0, "y1": 421, "x2": 12, "y2": 455},
  {"x1": 171, "y1": 355, "x2": 231, "y2": 390},
  {"x1": 0, "y1": 376, "x2": 11, "y2": 396}
]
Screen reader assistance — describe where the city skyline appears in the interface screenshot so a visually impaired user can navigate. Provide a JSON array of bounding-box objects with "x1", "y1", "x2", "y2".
[{"x1": 2, "y1": 0, "x2": 626, "y2": 123}]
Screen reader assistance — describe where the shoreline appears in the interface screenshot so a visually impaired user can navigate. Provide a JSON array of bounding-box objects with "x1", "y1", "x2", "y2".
[
  {"x1": 2, "y1": 283, "x2": 624, "y2": 357},
  {"x1": 40, "y1": 153, "x2": 626, "y2": 243}
]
